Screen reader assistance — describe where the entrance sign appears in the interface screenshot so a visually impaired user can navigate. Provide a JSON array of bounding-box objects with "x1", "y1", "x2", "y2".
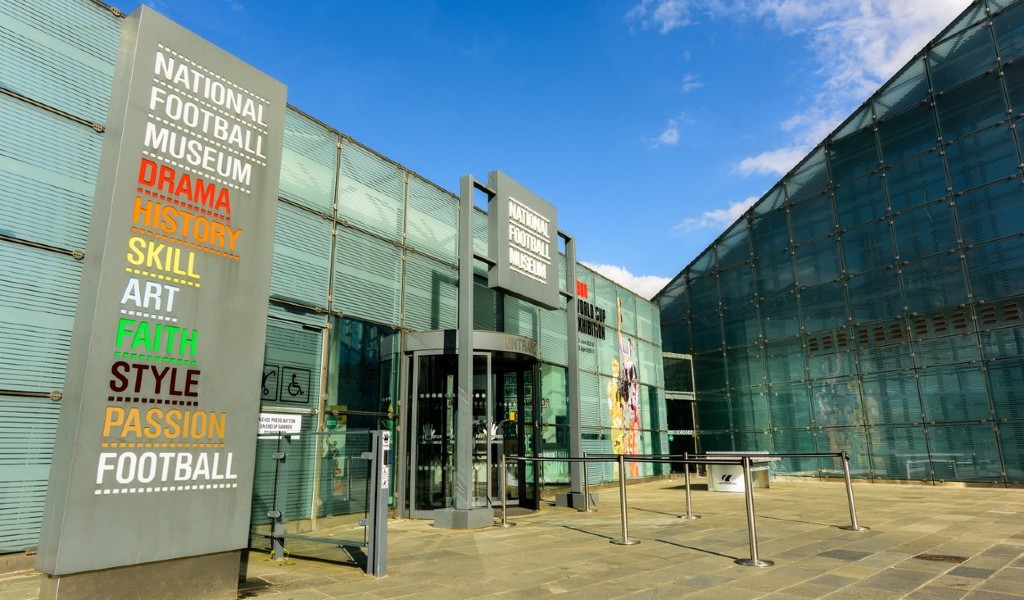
[
  {"x1": 37, "y1": 5, "x2": 285, "y2": 578},
  {"x1": 487, "y1": 171, "x2": 560, "y2": 310}
]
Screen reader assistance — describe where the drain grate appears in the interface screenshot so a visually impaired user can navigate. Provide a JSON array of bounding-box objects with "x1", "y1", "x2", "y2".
[{"x1": 914, "y1": 554, "x2": 968, "y2": 563}]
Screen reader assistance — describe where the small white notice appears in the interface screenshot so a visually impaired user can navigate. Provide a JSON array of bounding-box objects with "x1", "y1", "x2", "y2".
[{"x1": 258, "y1": 412, "x2": 302, "y2": 435}]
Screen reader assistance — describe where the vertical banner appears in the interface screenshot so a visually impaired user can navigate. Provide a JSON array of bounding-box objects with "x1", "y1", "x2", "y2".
[{"x1": 37, "y1": 6, "x2": 286, "y2": 575}]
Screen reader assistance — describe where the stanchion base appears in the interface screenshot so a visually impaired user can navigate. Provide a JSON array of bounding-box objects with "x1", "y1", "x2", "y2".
[
  {"x1": 678, "y1": 514, "x2": 701, "y2": 520},
  {"x1": 610, "y1": 539, "x2": 640, "y2": 545},
  {"x1": 495, "y1": 522, "x2": 516, "y2": 528},
  {"x1": 577, "y1": 507, "x2": 597, "y2": 513},
  {"x1": 735, "y1": 558, "x2": 774, "y2": 567},
  {"x1": 840, "y1": 525, "x2": 870, "y2": 531}
]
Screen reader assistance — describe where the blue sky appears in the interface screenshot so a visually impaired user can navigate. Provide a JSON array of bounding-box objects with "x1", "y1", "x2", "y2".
[{"x1": 114, "y1": 0, "x2": 971, "y2": 298}]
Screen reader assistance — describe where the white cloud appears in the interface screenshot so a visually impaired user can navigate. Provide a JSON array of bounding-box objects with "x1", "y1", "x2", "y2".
[
  {"x1": 681, "y1": 74, "x2": 704, "y2": 93},
  {"x1": 626, "y1": 0, "x2": 695, "y2": 34},
  {"x1": 675, "y1": 195, "x2": 759, "y2": 231},
  {"x1": 735, "y1": 146, "x2": 807, "y2": 176},
  {"x1": 581, "y1": 263, "x2": 672, "y2": 300},
  {"x1": 626, "y1": 1, "x2": 972, "y2": 176},
  {"x1": 652, "y1": 118, "x2": 681, "y2": 147},
  {"x1": 734, "y1": 0, "x2": 971, "y2": 174}
]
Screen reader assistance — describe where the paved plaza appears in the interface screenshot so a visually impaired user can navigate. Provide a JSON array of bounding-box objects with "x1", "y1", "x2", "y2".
[{"x1": 2, "y1": 477, "x2": 1022, "y2": 599}]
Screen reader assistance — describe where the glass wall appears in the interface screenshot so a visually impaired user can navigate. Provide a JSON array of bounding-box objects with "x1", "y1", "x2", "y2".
[{"x1": 657, "y1": 0, "x2": 1024, "y2": 485}]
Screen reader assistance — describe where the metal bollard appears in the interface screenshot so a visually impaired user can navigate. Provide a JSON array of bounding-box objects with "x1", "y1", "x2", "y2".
[
  {"x1": 580, "y1": 452, "x2": 595, "y2": 512},
  {"x1": 496, "y1": 454, "x2": 514, "y2": 528},
  {"x1": 735, "y1": 456, "x2": 773, "y2": 567},
  {"x1": 610, "y1": 454, "x2": 639, "y2": 545},
  {"x1": 839, "y1": 451, "x2": 869, "y2": 531},
  {"x1": 679, "y1": 452, "x2": 700, "y2": 520}
]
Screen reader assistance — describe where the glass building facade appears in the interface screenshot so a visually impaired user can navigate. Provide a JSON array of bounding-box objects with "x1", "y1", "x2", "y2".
[
  {"x1": 657, "y1": 0, "x2": 1024, "y2": 486},
  {"x1": 0, "y1": 0, "x2": 665, "y2": 554}
]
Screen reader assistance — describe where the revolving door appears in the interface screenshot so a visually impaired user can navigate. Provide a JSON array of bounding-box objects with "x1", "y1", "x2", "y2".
[{"x1": 389, "y1": 331, "x2": 538, "y2": 519}]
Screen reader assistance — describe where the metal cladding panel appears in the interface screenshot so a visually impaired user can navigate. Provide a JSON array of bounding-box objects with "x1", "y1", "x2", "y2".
[
  {"x1": 269, "y1": 201, "x2": 331, "y2": 309},
  {"x1": 486, "y1": 170, "x2": 560, "y2": 310},
  {"x1": 0, "y1": 0, "x2": 119, "y2": 124},
  {"x1": 278, "y1": 109, "x2": 337, "y2": 213},
  {"x1": 406, "y1": 175, "x2": 458, "y2": 264},
  {"x1": 402, "y1": 252, "x2": 457, "y2": 331},
  {"x1": 0, "y1": 94, "x2": 101, "y2": 250},
  {"x1": 35, "y1": 7, "x2": 286, "y2": 575},
  {"x1": 0, "y1": 243, "x2": 80, "y2": 392},
  {"x1": 338, "y1": 141, "x2": 404, "y2": 243},
  {"x1": 334, "y1": 225, "x2": 402, "y2": 327}
]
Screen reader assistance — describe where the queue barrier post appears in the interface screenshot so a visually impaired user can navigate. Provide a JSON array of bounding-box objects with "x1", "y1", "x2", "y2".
[
  {"x1": 610, "y1": 454, "x2": 639, "y2": 545},
  {"x1": 735, "y1": 456, "x2": 773, "y2": 567},
  {"x1": 580, "y1": 452, "x2": 595, "y2": 513},
  {"x1": 839, "y1": 450, "x2": 869, "y2": 532},
  {"x1": 679, "y1": 451, "x2": 700, "y2": 520},
  {"x1": 496, "y1": 454, "x2": 514, "y2": 528}
]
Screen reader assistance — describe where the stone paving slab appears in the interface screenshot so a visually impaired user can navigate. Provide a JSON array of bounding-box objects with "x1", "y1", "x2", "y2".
[{"x1": 2, "y1": 478, "x2": 1022, "y2": 599}]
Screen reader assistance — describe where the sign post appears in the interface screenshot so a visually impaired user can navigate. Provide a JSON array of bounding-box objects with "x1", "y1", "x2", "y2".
[{"x1": 36, "y1": 7, "x2": 285, "y2": 599}]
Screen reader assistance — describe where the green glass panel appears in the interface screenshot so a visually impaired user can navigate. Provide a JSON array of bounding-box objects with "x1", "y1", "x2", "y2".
[
  {"x1": 1003, "y1": 61, "x2": 1024, "y2": 115},
  {"x1": 0, "y1": 94, "x2": 100, "y2": 250},
  {"x1": 755, "y1": 250, "x2": 795, "y2": 296},
  {"x1": 696, "y1": 392, "x2": 731, "y2": 431},
  {"x1": 690, "y1": 312, "x2": 722, "y2": 351},
  {"x1": 770, "y1": 429, "x2": 820, "y2": 474},
  {"x1": 0, "y1": 243, "x2": 78, "y2": 392},
  {"x1": 847, "y1": 269, "x2": 899, "y2": 323},
  {"x1": 807, "y1": 349, "x2": 856, "y2": 381},
  {"x1": 472, "y1": 208, "x2": 488, "y2": 272},
  {"x1": 835, "y1": 173, "x2": 886, "y2": 228},
  {"x1": 278, "y1": 109, "x2": 336, "y2": 213},
  {"x1": 999, "y1": 422, "x2": 1024, "y2": 482},
  {"x1": 925, "y1": 424, "x2": 1002, "y2": 482},
  {"x1": 928, "y1": 21, "x2": 997, "y2": 93},
  {"x1": 878, "y1": 103, "x2": 939, "y2": 164},
  {"x1": 402, "y1": 252, "x2": 457, "y2": 331},
  {"x1": 873, "y1": 58, "x2": 929, "y2": 119},
  {"x1": 338, "y1": 141, "x2": 404, "y2": 243},
  {"x1": 842, "y1": 220, "x2": 895, "y2": 275},
  {"x1": 982, "y1": 321, "x2": 1024, "y2": 361},
  {"x1": 901, "y1": 253, "x2": 968, "y2": 313},
  {"x1": 636, "y1": 298, "x2": 659, "y2": 344},
  {"x1": 686, "y1": 272, "x2": 719, "y2": 314},
  {"x1": 789, "y1": 193, "x2": 835, "y2": 243},
  {"x1": 578, "y1": 371, "x2": 601, "y2": 429},
  {"x1": 722, "y1": 301, "x2": 759, "y2": 347},
  {"x1": 731, "y1": 389, "x2": 769, "y2": 431},
  {"x1": 752, "y1": 185, "x2": 786, "y2": 217},
  {"x1": 966, "y1": 236, "x2": 1024, "y2": 301},
  {"x1": 868, "y1": 425, "x2": 927, "y2": 480},
  {"x1": 800, "y1": 282, "x2": 847, "y2": 333},
  {"x1": 833, "y1": 105, "x2": 874, "y2": 141},
  {"x1": 715, "y1": 221, "x2": 750, "y2": 267},
  {"x1": 334, "y1": 226, "x2": 402, "y2": 327},
  {"x1": 614, "y1": 287, "x2": 638, "y2": 337},
  {"x1": 885, "y1": 151, "x2": 949, "y2": 210},
  {"x1": 857, "y1": 341, "x2": 914, "y2": 374},
  {"x1": 725, "y1": 345, "x2": 764, "y2": 389},
  {"x1": 473, "y1": 282, "x2": 499, "y2": 332},
  {"x1": 829, "y1": 126, "x2": 879, "y2": 184},
  {"x1": 765, "y1": 336, "x2": 804, "y2": 383},
  {"x1": 269, "y1": 202, "x2": 331, "y2": 309},
  {"x1": 860, "y1": 374, "x2": 920, "y2": 425},
  {"x1": 768, "y1": 381, "x2": 812, "y2": 429},
  {"x1": 406, "y1": 175, "x2": 457, "y2": 264},
  {"x1": 0, "y1": 0, "x2": 118, "y2": 124},
  {"x1": 914, "y1": 334, "x2": 981, "y2": 367},
  {"x1": 718, "y1": 263, "x2": 754, "y2": 307},
  {"x1": 993, "y1": 0, "x2": 1024, "y2": 63},
  {"x1": 785, "y1": 148, "x2": 828, "y2": 202},
  {"x1": 918, "y1": 365, "x2": 989, "y2": 422},
  {"x1": 936, "y1": 73, "x2": 1007, "y2": 141},
  {"x1": 750, "y1": 209, "x2": 789, "y2": 256},
  {"x1": 761, "y1": 291, "x2": 800, "y2": 340},
  {"x1": 946, "y1": 125, "x2": 1020, "y2": 192},
  {"x1": 660, "y1": 317, "x2": 690, "y2": 355},
  {"x1": 794, "y1": 237, "x2": 840, "y2": 287},
  {"x1": 957, "y1": 178, "x2": 1024, "y2": 245},
  {"x1": 892, "y1": 200, "x2": 957, "y2": 261}
]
